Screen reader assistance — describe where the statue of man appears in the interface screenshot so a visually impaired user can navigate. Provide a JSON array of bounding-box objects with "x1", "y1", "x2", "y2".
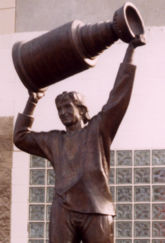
[{"x1": 14, "y1": 36, "x2": 145, "y2": 243}]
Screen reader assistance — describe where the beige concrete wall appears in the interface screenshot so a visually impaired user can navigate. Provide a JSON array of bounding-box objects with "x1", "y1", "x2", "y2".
[
  {"x1": 0, "y1": 0, "x2": 15, "y2": 34},
  {"x1": 15, "y1": 0, "x2": 165, "y2": 32},
  {"x1": 11, "y1": 151, "x2": 29, "y2": 243}
]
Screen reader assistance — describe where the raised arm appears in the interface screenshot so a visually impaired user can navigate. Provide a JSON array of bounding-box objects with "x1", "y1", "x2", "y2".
[
  {"x1": 23, "y1": 91, "x2": 45, "y2": 116},
  {"x1": 123, "y1": 35, "x2": 145, "y2": 64},
  {"x1": 13, "y1": 90, "x2": 52, "y2": 160},
  {"x1": 100, "y1": 35, "x2": 145, "y2": 142}
]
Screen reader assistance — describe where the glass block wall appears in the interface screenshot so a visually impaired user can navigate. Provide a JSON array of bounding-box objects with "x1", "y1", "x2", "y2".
[
  {"x1": 29, "y1": 156, "x2": 54, "y2": 243},
  {"x1": 28, "y1": 150, "x2": 165, "y2": 243}
]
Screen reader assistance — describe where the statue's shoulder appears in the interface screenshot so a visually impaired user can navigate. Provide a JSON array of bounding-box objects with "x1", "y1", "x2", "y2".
[
  {"x1": 48, "y1": 129, "x2": 65, "y2": 134},
  {"x1": 86, "y1": 112, "x2": 102, "y2": 130}
]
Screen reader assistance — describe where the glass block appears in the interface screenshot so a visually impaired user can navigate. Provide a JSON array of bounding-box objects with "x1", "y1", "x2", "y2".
[
  {"x1": 152, "y1": 150, "x2": 165, "y2": 165},
  {"x1": 117, "y1": 186, "x2": 132, "y2": 202},
  {"x1": 134, "y1": 186, "x2": 150, "y2": 201},
  {"x1": 117, "y1": 150, "x2": 132, "y2": 166},
  {"x1": 46, "y1": 187, "x2": 54, "y2": 203},
  {"x1": 46, "y1": 222, "x2": 49, "y2": 239},
  {"x1": 116, "y1": 240, "x2": 131, "y2": 243},
  {"x1": 134, "y1": 204, "x2": 150, "y2": 219},
  {"x1": 116, "y1": 221, "x2": 132, "y2": 237},
  {"x1": 134, "y1": 150, "x2": 150, "y2": 166},
  {"x1": 29, "y1": 205, "x2": 44, "y2": 220},
  {"x1": 152, "y1": 240, "x2": 165, "y2": 243},
  {"x1": 46, "y1": 205, "x2": 51, "y2": 221},
  {"x1": 152, "y1": 222, "x2": 165, "y2": 237},
  {"x1": 29, "y1": 222, "x2": 44, "y2": 238},
  {"x1": 134, "y1": 221, "x2": 150, "y2": 237},
  {"x1": 47, "y1": 160, "x2": 53, "y2": 168},
  {"x1": 153, "y1": 204, "x2": 165, "y2": 220},
  {"x1": 47, "y1": 169, "x2": 55, "y2": 185},
  {"x1": 29, "y1": 187, "x2": 45, "y2": 203},
  {"x1": 109, "y1": 168, "x2": 114, "y2": 184},
  {"x1": 153, "y1": 186, "x2": 165, "y2": 201},
  {"x1": 29, "y1": 241, "x2": 44, "y2": 243},
  {"x1": 116, "y1": 168, "x2": 132, "y2": 184},
  {"x1": 30, "y1": 155, "x2": 46, "y2": 168},
  {"x1": 110, "y1": 186, "x2": 115, "y2": 201},
  {"x1": 116, "y1": 204, "x2": 132, "y2": 219},
  {"x1": 152, "y1": 168, "x2": 165, "y2": 183},
  {"x1": 110, "y1": 150, "x2": 115, "y2": 166},
  {"x1": 134, "y1": 240, "x2": 150, "y2": 243},
  {"x1": 30, "y1": 170, "x2": 45, "y2": 185},
  {"x1": 134, "y1": 168, "x2": 150, "y2": 184}
]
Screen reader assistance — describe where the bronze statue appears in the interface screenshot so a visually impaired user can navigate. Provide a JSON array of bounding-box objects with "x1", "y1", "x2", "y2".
[
  {"x1": 12, "y1": 2, "x2": 146, "y2": 242},
  {"x1": 13, "y1": 35, "x2": 145, "y2": 242}
]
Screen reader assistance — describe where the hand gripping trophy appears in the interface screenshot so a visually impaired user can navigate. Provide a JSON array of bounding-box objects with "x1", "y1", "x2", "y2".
[{"x1": 13, "y1": 2, "x2": 146, "y2": 243}]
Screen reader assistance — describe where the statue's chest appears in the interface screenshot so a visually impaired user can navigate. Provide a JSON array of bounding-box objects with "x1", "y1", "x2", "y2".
[{"x1": 63, "y1": 135, "x2": 81, "y2": 160}]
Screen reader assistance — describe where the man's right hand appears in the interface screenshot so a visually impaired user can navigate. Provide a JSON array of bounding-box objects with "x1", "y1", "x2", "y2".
[{"x1": 28, "y1": 89, "x2": 46, "y2": 103}]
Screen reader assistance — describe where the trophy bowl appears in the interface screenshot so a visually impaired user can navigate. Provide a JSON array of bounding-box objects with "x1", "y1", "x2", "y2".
[{"x1": 113, "y1": 2, "x2": 145, "y2": 43}]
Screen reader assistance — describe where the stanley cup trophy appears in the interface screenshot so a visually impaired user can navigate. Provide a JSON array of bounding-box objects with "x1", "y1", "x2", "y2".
[
  {"x1": 12, "y1": 2, "x2": 144, "y2": 92},
  {"x1": 13, "y1": 2, "x2": 146, "y2": 243}
]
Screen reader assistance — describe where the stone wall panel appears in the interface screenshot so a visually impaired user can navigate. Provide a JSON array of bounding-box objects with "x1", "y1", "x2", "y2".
[{"x1": 0, "y1": 117, "x2": 13, "y2": 243}]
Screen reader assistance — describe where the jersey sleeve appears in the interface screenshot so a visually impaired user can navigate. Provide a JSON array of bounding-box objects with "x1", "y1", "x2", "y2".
[
  {"x1": 14, "y1": 113, "x2": 53, "y2": 162},
  {"x1": 100, "y1": 63, "x2": 136, "y2": 142}
]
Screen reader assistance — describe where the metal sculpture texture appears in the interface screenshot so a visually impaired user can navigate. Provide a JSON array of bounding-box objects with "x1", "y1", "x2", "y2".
[{"x1": 13, "y1": 2, "x2": 145, "y2": 243}]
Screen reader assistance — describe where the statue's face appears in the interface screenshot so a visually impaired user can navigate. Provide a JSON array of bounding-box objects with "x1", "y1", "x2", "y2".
[{"x1": 57, "y1": 99, "x2": 81, "y2": 127}]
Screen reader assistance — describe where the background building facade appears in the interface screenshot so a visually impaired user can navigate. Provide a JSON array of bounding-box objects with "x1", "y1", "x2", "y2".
[{"x1": 0, "y1": 0, "x2": 165, "y2": 242}]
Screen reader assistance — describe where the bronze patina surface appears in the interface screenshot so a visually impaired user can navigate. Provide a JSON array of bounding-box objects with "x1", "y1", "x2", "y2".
[
  {"x1": 13, "y1": 3, "x2": 145, "y2": 242},
  {"x1": 14, "y1": 37, "x2": 145, "y2": 242}
]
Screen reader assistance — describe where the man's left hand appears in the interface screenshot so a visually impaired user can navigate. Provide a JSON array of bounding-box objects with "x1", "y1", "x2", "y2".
[{"x1": 130, "y1": 34, "x2": 146, "y2": 48}]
